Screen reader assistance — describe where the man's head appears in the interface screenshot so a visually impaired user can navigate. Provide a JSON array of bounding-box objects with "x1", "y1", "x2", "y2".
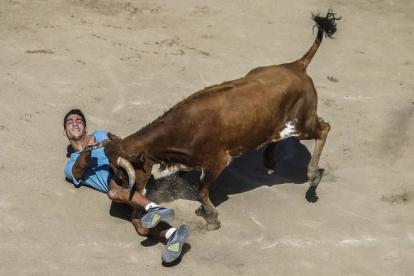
[{"x1": 63, "y1": 109, "x2": 87, "y2": 141}]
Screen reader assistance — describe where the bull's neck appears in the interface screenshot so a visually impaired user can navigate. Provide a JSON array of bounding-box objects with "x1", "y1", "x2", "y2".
[
  {"x1": 121, "y1": 121, "x2": 166, "y2": 163},
  {"x1": 121, "y1": 120, "x2": 190, "y2": 165}
]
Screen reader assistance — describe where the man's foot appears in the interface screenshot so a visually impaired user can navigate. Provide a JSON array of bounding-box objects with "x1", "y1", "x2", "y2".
[
  {"x1": 162, "y1": 224, "x2": 191, "y2": 263},
  {"x1": 140, "y1": 206, "x2": 175, "y2": 228}
]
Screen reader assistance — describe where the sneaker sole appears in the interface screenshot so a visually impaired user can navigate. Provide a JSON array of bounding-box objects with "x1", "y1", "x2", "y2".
[
  {"x1": 140, "y1": 208, "x2": 175, "y2": 228},
  {"x1": 161, "y1": 224, "x2": 191, "y2": 263}
]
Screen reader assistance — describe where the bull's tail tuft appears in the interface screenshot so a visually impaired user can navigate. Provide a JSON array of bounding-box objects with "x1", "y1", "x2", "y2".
[
  {"x1": 299, "y1": 9, "x2": 341, "y2": 68},
  {"x1": 312, "y1": 9, "x2": 341, "y2": 38}
]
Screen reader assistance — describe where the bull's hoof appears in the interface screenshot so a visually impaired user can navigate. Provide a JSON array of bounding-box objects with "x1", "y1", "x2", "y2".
[
  {"x1": 309, "y1": 178, "x2": 320, "y2": 187},
  {"x1": 195, "y1": 206, "x2": 205, "y2": 217},
  {"x1": 195, "y1": 206, "x2": 221, "y2": 230},
  {"x1": 308, "y1": 168, "x2": 323, "y2": 187},
  {"x1": 206, "y1": 223, "x2": 221, "y2": 231}
]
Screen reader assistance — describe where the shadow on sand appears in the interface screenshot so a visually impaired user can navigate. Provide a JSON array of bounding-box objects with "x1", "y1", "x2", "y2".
[{"x1": 145, "y1": 137, "x2": 321, "y2": 207}]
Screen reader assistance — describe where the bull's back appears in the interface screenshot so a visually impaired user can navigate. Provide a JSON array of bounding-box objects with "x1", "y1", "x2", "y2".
[{"x1": 165, "y1": 63, "x2": 307, "y2": 154}]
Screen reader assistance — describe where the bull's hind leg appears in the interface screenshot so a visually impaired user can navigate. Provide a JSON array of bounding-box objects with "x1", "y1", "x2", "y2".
[
  {"x1": 304, "y1": 119, "x2": 331, "y2": 186},
  {"x1": 195, "y1": 154, "x2": 228, "y2": 231},
  {"x1": 263, "y1": 142, "x2": 278, "y2": 174}
]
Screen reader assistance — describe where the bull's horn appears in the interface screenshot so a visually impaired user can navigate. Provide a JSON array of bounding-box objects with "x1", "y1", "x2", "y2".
[{"x1": 116, "y1": 157, "x2": 136, "y2": 191}]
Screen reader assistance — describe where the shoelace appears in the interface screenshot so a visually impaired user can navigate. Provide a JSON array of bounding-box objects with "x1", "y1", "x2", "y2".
[{"x1": 147, "y1": 206, "x2": 161, "y2": 213}]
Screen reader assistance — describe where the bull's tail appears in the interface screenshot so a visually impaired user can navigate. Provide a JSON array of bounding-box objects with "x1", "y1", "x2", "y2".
[{"x1": 299, "y1": 9, "x2": 341, "y2": 69}]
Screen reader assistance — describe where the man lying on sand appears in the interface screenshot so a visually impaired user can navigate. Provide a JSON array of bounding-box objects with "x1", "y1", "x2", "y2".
[{"x1": 63, "y1": 108, "x2": 190, "y2": 263}]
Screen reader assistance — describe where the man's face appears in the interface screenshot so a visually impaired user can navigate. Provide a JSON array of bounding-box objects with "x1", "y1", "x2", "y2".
[{"x1": 64, "y1": 114, "x2": 87, "y2": 141}]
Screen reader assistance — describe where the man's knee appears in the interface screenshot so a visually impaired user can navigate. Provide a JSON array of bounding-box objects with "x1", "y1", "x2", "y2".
[
  {"x1": 107, "y1": 188, "x2": 120, "y2": 201},
  {"x1": 132, "y1": 219, "x2": 149, "y2": 236},
  {"x1": 108, "y1": 177, "x2": 125, "y2": 201},
  {"x1": 137, "y1": 226, "x2": 149, "y2": 237}
]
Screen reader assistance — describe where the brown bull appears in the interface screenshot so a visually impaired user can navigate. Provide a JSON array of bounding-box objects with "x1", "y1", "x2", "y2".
[{"x1": 101, "y1": 10, "x2": 340, "y2": 230}]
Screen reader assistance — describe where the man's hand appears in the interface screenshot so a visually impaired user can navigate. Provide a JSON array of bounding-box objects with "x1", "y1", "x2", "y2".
[
  {"x1": 73, "y1": 135, "x2": 95, "y2": 179},
  {"x1": 83, "y1": 135, "x2": 96, "y2": 149}
]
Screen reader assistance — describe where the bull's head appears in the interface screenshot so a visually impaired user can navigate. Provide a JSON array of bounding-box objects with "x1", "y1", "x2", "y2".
[{"x1": 103, "y1": 133, "x2": 145, "y2": 191}]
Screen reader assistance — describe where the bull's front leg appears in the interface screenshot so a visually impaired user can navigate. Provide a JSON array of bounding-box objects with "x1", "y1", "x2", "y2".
[
  {"x1": 195, "y1": 158, "x2": 227, "y2": 231},
  {"x1": 134, "y1": 165, "x2": 154, "y2": 195}
]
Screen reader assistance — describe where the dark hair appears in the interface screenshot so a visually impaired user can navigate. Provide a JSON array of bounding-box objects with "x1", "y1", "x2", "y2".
[{"x1": 63, "y1": 109, "x2": 87, "y2": 129}]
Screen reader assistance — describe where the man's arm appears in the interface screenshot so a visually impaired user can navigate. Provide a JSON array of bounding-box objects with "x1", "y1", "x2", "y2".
[
  {"x1": 72, "y1": 151, "x2": 91, "y2": 179},
  {"x1": 72, "y1": 134, "x2": 96, "y2": 179}
]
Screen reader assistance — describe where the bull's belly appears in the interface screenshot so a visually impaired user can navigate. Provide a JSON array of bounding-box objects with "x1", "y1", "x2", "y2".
[
  {"x1": 156, "y1": 121, "x2": 300, "y2": 176},
  {"x1": 225, "y1": 120, "x2": 300, "y2": 158},
  {"x1": 158, "y1": 164, "x2": 193, "y2": 178}
]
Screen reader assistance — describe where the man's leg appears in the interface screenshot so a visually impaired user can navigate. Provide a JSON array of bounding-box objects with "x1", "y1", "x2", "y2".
[
  {"x1": 108, "y1": 176, "x2": 174, "y2": 228},
  {"x1": 107, "y1": 176, "x2": 151, "y2": 208},
  {"x1": 131, "y1": 208, "x2": 191, "y2": 263},
  {"x1": 130, "y1": 208, "x2": 170, "y2": 238}
]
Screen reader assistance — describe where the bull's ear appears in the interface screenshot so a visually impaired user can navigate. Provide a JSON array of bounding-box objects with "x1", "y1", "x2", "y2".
[
  {"x1": 129, "y1": 151, "x2": 146, "y2": 172},
  {"x1": 138, "y1": 151, "x2": 145, "y2": 162},
  {"x1": 108, "y1": 133, "x2": 121, "y2": 141},
  {"x1": 131, "y1": 151, "x2": 145, "y2": 163}
]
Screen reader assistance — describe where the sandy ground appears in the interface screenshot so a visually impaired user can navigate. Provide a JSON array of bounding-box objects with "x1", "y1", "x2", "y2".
[{"x1": 1, "y1": 0, "x2": 413, "y2": 275}]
